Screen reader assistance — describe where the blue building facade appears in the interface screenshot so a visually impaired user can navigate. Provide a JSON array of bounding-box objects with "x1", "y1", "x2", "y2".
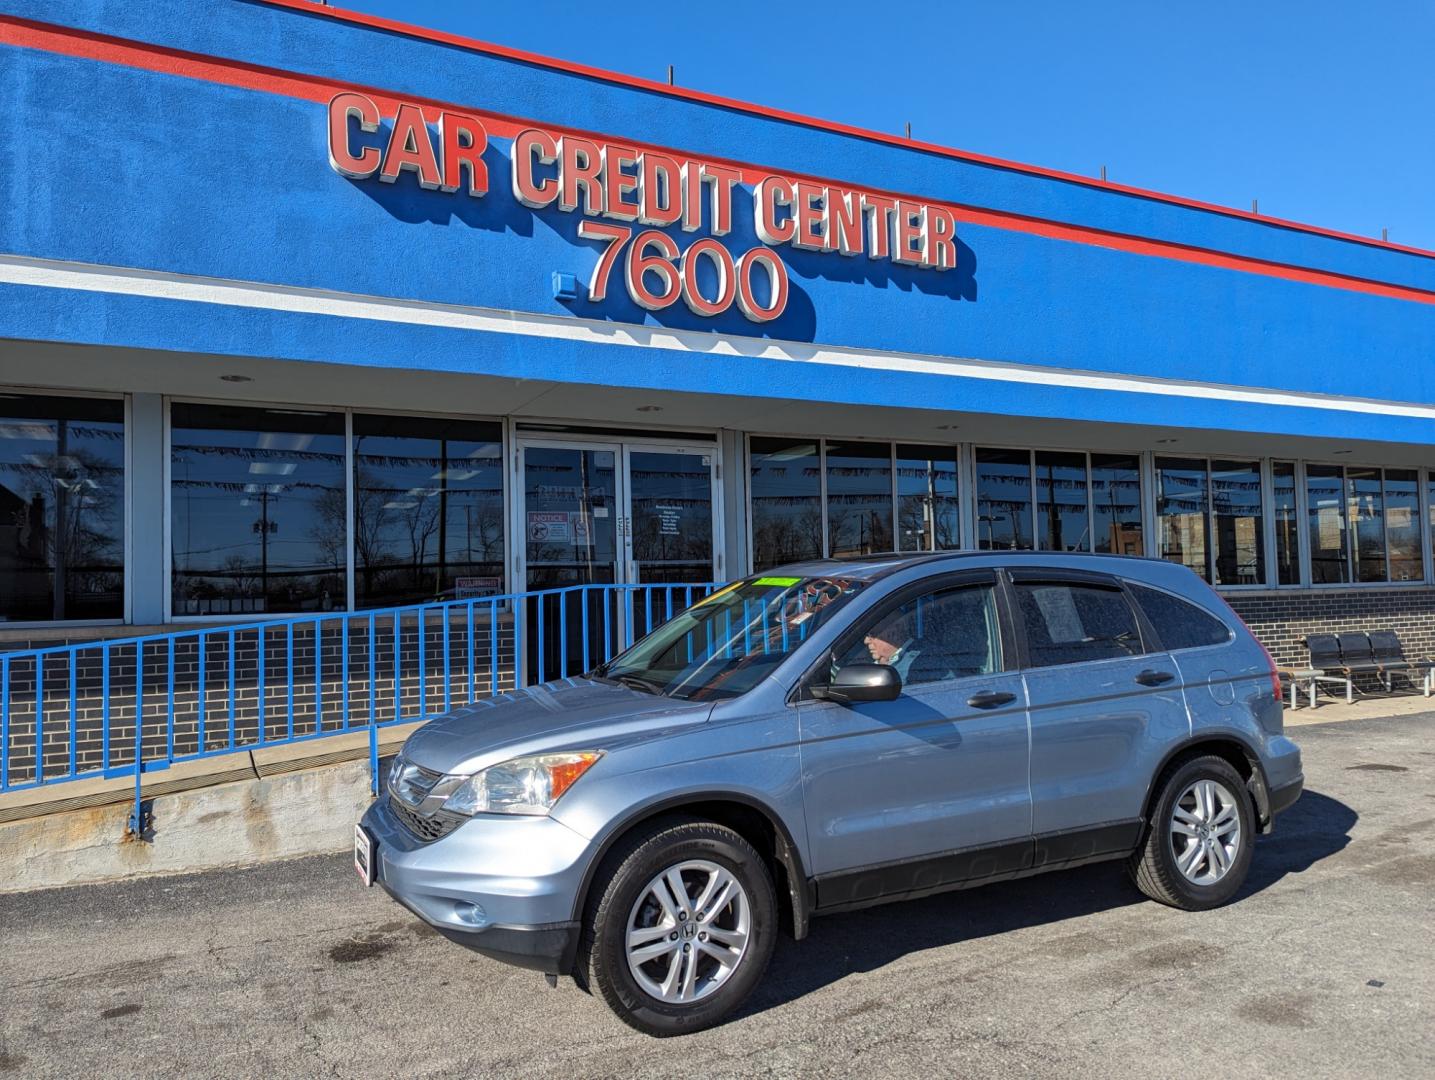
[{"x1": 1, "y1": 0, "x2": 1432, "y2": 662}]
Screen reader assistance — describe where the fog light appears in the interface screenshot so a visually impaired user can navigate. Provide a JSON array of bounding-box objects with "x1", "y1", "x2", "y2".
[{"x1": 454, "y1": 901, "x2": 490, "y2": 928}]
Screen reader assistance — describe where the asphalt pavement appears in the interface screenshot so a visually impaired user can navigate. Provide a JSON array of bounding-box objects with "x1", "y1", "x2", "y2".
[{"x1": 2, "y1": 712, "x2": 1432, "y2": 1078}]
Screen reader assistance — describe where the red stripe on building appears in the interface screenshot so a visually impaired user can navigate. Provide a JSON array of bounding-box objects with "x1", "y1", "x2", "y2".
[
  {"x1": 258, "y1": 0, "x2": 1435, "y2": 263},
  {"x1": 3, "y1": 13, "x2": 1434, "y2": 309}
]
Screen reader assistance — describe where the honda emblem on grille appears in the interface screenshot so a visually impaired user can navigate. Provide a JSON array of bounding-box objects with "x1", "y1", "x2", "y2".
[{"x1": 391, "y1": 757, "x2": 440, "y2": 809}]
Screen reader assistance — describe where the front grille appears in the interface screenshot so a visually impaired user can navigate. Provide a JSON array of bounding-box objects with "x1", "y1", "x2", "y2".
[
  {"x1": 388, "y1": 794, "x2": 462, "y2": 843},
  {"x1": 388, "y1": 757, "x2": 444, "y2": 802}
]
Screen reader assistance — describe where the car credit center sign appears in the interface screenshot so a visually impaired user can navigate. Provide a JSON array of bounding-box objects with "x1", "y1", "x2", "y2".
[{"x1": 327, "y1": 93, "x2": 958, "y2": 324}]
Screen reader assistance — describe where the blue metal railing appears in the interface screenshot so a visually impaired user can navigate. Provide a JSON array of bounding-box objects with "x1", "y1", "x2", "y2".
[{"x1": 0, "y1": 581, "x2": 719, "y2": 832}]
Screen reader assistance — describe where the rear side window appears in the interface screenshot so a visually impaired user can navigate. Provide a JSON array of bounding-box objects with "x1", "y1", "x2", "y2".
[
  {"x1": 1013, "y1": 583, "x2": 1142, "y2": 668},
  {"x1": 1129, "y1": 583, "x2": 1232, "y2": 651}
]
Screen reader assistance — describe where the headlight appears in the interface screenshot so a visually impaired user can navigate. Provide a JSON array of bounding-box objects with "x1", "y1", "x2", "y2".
[{"x1": 441, "y1": 751, "x2": 603, "y2": 817}]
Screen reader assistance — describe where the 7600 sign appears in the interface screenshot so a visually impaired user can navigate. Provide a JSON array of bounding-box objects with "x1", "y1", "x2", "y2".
[{"x1": 577, "y1": 223, "x2": 789, "y2": 323}]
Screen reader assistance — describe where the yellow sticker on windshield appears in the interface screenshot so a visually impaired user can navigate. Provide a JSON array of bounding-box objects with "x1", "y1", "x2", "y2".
[{"x1": 753, "y1": 576, "x2": 801, "y2": 587}]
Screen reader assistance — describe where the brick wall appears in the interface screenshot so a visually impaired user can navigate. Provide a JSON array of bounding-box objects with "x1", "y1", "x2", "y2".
[{"x1": 1226, "y1": 586, "x2": 1435, "y2": 674}]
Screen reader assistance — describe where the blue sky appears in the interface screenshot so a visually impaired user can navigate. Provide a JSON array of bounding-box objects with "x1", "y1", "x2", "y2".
[{"x1": 341, "y1": 0, "x2": 1434, "y2": 252}]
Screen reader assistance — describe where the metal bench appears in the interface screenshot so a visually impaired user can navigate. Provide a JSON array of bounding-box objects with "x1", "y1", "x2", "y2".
[
  {"x1": 1336, "y1": 632, "x2": 1394, "y2": 692},
  {"x1": 1369, "y1": 630, "x2": 1435, "y2": 697},
  {"x1": 1301, "y1": 633, "x2": 1372, "y2": 705}
]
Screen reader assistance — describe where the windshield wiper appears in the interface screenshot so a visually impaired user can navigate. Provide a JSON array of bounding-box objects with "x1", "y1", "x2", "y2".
[{"x1": 613, "y1": 673, "x2": 665, "y2": 696}]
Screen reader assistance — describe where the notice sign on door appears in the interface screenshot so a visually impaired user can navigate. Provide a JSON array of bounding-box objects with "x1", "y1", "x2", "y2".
[
  {"x1": 656, "y1": 505, "x2": 682, "y2": 536},
  {"x1": 454, "y1": 576, "x2": 500, "y2": 599},
  {"x1": 527, "y1": 511, "x2": 570, "y2": 543}
]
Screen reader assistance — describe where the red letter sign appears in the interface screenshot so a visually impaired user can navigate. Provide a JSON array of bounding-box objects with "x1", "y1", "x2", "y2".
[
  {"x1": 327, "y1": 92, "x2": 381, "y2": 180},
  {"x1": 439, "y1": 111, "x2": 488, "y2": 196},
  {"x1": 380, "y1": 104, "x2": 442, "y2": 189}
]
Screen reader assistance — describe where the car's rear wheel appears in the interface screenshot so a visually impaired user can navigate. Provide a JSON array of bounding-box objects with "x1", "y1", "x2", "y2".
[
  {"x1": 577, "y1": 817, "x2": 776, "y2": 1036},
  {"x1": 1128, "y1": 754, "x2": 1255, "y2": 910}
]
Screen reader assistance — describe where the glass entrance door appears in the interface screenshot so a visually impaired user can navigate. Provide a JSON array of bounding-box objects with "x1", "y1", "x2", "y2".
[
  {"x1": 516, "y1": 438, "x2": 720, "y2": 682},
  {"x1": 622, "y1": 444, "x2": 719, "y2": 646},
  {"x1": 521, "y1": 443, "x2": 622, "y2": 590},
  {"x1": 624, "y1": 446, "x2": 717, "y2": 586},
  {"x1": 519, "y1": 442, "x2": 622, "y2": 683}
]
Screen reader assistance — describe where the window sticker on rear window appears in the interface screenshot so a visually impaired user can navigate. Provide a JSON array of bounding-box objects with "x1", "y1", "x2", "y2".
[
  {"x1": 1032, "y1": 586, "x2": 1084, "y2": 643},
  {"x1": 753, "y1": 576, "x2": 801, "y2": 587}
]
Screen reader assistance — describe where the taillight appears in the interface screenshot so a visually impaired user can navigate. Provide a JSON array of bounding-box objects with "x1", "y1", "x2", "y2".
[
  {"x1": 1213, "y1": 592, "x2": 1282, "y2": 700},
  {"x1": 1257, "y1": 638, "x2": 1283, "y2": 700}
]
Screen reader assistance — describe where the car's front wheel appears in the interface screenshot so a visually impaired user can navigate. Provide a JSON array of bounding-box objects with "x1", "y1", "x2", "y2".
[
  {"x1": 1129, "y1": 754, "x2": 1255, "y2": 910},
  {"x1": 578, "y1": 817, "x2": 777, "y2": 1036}
]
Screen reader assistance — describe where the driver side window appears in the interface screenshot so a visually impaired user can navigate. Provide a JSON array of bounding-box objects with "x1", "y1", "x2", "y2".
[{"x1": 835, "y1": 584, "x2": 1002, "y2": 688}]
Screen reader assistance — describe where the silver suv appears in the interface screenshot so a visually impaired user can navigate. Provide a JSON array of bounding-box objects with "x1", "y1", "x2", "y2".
[{"x1": 356, "y1": 553, "x2": 1302, "y2": 1035}]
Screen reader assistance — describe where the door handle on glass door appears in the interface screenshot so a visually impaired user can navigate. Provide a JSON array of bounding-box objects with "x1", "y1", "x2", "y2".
[
  {"x1": 966, "y1": 690, "x2": 1016, "y2": 710},
  {"x1": 1135, "y1": 669, "x2": 1175, "y2": 686}
]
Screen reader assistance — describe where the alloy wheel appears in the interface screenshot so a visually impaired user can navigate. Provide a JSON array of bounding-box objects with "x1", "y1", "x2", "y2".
[
  {"x1": 624, "y1": 859, "x2": 751, "y2": 1004},
  {"x1": 1169, "y1": 778, "x2": 1243, "y2": 886}
]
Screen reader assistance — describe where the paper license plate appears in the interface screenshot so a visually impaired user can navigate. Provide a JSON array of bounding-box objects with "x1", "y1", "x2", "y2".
[{"x1": 354, "y1": 823, "x2": 375, "y2": 887}]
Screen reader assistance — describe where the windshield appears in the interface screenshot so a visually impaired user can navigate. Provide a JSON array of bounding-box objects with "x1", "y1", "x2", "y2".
[{"x1": 595, "y1": 575, "x2": 865, "y2": 701}]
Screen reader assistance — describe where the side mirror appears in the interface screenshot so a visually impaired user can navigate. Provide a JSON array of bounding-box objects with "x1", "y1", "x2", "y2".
[{"x1": 815, "y1": 663, "x2": 902, "y2": 704}]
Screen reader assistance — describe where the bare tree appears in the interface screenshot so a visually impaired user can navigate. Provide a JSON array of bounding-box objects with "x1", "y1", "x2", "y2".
[
  {"x1": 220, "y1": 554, "x2": 262, "y2": 600},
  {"x1": 310, "y1": 467, "x2": 392, "y2": 598},
  {"x1": 401, "y1": 496, "x2": 441, "y2": 590}
]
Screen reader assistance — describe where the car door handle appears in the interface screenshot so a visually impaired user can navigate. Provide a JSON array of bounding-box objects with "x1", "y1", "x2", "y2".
[
  {"x1": 1135, "y1": 669, "x2": 1176, "y2": 686},
  {"x1": 966, "y1": 690, "x2": 1016, "y2": 710}
]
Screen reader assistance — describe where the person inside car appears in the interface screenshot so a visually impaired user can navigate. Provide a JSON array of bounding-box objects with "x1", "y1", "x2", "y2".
[{"x1": 862, "y1": 611, "x2": 923, "y2": 681}]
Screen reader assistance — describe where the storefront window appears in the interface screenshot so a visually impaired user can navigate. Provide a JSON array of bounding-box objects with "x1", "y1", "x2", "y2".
[
  {"x1": 1429, "y1": 473, "x2": 1435, "y2": 578},
  {"x1": 1306, "y1": 464, "x2": 1348, "y2": 584},
  {"x1": 1271, "y1": 462, "x2": 1300, "y2": 585},
  {"x1": 896, "y1": 445, "x2": 960, "y2": 551},
  {"x1": 750, "y1": 437, "x2": 821, "y2": 571},
  {"x1": 975, "y1": 448, "x2": 1032, "y2": 550},
  {"x1": 1345, "y1": 467, "x2": 1385, "y2": 582},
  {"x1": 0, "y1": 393, "x2": 125, "y2": 622},
  {"x1": 1385, "y1": 469, "x2": 1422, "y2": 583},
  {"x1": 352, "y1": 414, "x2": 504, "y2": 607},
  {"x1": 171, "y1": 403, "x2": 346, "y2": 615},
  {"x1": 1156, "y1": 458, "x2": 1210, "y2": 581},
  {"x1": 1034, "y1": 451, "x2": 1089, "y2": 552},
  {"x1": 825, "y1": 441, "x2": 893, "y2": 557},
  {"x1": 1090, "y1": 454, "x2": 1143, "y2": 556},
  {"x1": 1211, "y1": 460, "x2": 1263, "y2": 586}
]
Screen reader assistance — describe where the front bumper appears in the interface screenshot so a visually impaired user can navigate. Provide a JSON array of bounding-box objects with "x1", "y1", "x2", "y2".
[
  {"x1": 360, "y1": 796, "x2": 593, "y2": 975},
  {"x1": 430, "y1": 920, "x2": 580, "y2": 974}
]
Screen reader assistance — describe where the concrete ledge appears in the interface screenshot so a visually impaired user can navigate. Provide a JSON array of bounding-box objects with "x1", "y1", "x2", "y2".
[
  {"x1": 0, "y1": 723, "x2": 423, "y2": 823},
  {"x1": 0, "y1": 758, "x2": 378, "y2": 894},
  {"x1": 0, "y1": 755, "x2": 258, "y2": 825},
  {"x1": 250, "y1": 721, "x2": 421, "y2": 777},
  {"x1": 0, "y1": 722, "x2": 430, "y2": 892}
]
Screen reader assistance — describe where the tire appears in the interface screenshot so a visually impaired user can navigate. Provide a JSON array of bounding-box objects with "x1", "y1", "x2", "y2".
[
  {"x1": 1128, "y1": 754, "x2": 1255, "y2": 911},
  {"x1": 577, "y1": 816, "x2": 777, "y2": 1036}
]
